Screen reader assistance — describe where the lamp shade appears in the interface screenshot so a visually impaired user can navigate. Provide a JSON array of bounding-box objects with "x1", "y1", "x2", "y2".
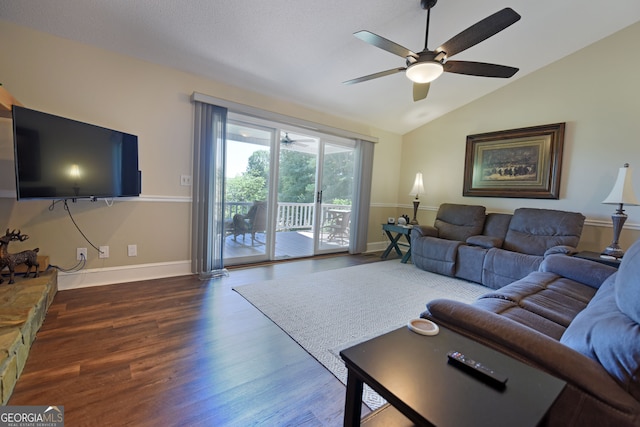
[
  {"x1": 602, "y1": 163, "x2": 640, "y2": 206},
  {"x1": 409, "y1": 172, "x2": 425, "y2": 197}
]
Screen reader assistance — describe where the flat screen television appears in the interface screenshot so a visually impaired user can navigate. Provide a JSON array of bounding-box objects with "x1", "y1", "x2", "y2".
[{"x1": 12, "y1": 106, "x2": 141, "y2": 200}]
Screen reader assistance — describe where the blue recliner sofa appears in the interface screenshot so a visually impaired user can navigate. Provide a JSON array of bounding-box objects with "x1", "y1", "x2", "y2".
[
  {"x1": 422, "y1": 238, "x2": 640, "y2": 426},
  {"x1": 411, "y1": 204, "x2": 585, "y2": 289}
]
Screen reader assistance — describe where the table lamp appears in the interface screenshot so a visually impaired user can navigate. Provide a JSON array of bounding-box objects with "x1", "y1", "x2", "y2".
[
  {"x1": 409, "y1": 172, "x2": 425, "y2": 225},
  {"x1": 602, "y1": 163, "x2": 639, "y2": 258}
]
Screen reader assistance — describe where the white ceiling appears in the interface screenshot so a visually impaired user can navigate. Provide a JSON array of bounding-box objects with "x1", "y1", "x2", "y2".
[{"x1": 1, "y1": 0, "x2": 639, "y2": 134}]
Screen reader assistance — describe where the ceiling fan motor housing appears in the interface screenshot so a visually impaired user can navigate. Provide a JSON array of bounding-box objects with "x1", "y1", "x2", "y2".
[{"x1": 420, "y1": 0, "x2": 437, "y2": 10}]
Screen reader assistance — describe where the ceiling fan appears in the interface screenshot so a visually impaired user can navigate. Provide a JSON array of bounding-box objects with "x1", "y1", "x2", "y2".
[
  {"x1": 344, "y1": 0, "x2": 521, "y2": 101},
  {"x1": 280, "y1": 132, "x2": 313, "y2": 147}
]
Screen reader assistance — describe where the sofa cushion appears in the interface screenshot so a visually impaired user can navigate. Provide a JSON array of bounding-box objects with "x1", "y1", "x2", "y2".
[
  {"x1": 615, "y1": 239, "x2": 640, "y2": 324},
  {"x1": 503, "y1": 208, "x2": 585, "y2": 255},
  {"x1": 433, "y1": 203, "x2": 486, "y2": 241},
  {"x1": 561, "y1": 275, "x2": 640, "y2": 401},
  {"x1": 482, "y1": 272, "x2": 595, "y2": 324},
  {"x1": 480, "y1": 212, "x2": 512, "y2": 244},
  {"x1": 473, "y1": 296, "x2": 568, "y2": 340},
  {"x1": 481, "y1": 249, "x2": 544, "y2": 289},
  {"x1": 476, "y1": 271, "x2": 596, "y2": 338},
  {"x1": 466, "y1": 235, "x2": 502, "y2": 249}
]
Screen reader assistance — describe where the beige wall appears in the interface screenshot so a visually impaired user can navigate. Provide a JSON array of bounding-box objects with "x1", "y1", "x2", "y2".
[
  {"x1": 400, "y1": 21, "x2": 640, "y2": 252},
  {"x1": 0, "y1": 21, "x2": 402, "y2": 272},
  {"x1": 2, "y1": 19, "x2": 638, "y2": 279}
]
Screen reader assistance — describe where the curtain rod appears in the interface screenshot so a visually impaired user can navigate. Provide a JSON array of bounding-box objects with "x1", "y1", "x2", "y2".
[{"x1": 191, "y1": 92, "x2": 378, "y2": 144}]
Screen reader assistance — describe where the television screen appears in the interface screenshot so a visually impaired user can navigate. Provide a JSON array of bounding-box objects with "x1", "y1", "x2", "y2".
[{"x1": 12, "y1": 106, "x2": 141, "y2": 200}]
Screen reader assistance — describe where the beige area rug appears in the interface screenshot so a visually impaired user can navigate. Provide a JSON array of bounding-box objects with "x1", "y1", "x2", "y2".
[{"x1": 233, "y1": 260, "x2": 488, "y2": 410}]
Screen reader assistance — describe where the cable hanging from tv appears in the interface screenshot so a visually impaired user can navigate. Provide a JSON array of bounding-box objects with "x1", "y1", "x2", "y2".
[{"x1": 48, "y1": 199, "x2": 104, "y2": 256}]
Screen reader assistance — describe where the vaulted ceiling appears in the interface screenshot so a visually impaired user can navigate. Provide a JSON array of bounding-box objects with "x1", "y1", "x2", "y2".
[{"x1": 1, "y1": 0, "x2": 639, "y2": 134}]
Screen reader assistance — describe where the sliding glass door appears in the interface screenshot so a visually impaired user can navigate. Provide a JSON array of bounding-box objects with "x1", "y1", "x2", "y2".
[{"x1": 223, "y1": 116, "x2": 356, "y2": 265}]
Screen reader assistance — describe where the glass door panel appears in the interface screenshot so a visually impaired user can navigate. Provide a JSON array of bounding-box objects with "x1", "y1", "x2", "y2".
[
  {"x1": 274, "y1": 131, "x2": 319, "y2": 260},
  {"x1": 317, "y1": 141, "x2": 356, "y2": 252},
  {"x1": 223, "y1": 120, "x2": 274, "y2": 265}
]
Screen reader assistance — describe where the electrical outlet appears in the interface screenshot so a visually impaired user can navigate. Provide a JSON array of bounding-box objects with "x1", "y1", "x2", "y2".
[
  {"x1": 77, "y1": 247, "x2": 88, "y2": 261},
  {"x1": 127, "y1": 244, "x2": 137, "y2": 257},
  {"x1": 99, "y1": 246, "x2": 109, "y2": 259},
  {"x1": 180, "y1": 175, "x2": 192, "y2": 186}
]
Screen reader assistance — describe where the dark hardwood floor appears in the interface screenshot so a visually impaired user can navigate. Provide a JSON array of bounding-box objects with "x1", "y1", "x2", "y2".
[{"x1": 9, "y1": 253, "x2": 386, "y2": 426}]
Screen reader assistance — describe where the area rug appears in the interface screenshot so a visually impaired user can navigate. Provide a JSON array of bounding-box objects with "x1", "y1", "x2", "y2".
[{"x1": 233, "y1": 260, "x2": 488, "y2": 410}]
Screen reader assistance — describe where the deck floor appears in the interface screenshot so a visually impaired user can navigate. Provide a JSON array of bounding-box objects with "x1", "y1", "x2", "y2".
[{"x1": 224, "y1": 230, "x2": 348, "y2": 263}]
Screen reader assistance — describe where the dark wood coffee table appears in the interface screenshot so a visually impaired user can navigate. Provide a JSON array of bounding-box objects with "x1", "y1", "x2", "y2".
[{"x1": 340, "y1": 326, "x2": 566, "y2": 427}]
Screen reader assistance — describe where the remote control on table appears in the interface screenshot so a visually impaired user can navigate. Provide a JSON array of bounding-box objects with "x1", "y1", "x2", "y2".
[{"x1": 447, "y1": 351, "x2": 508, "y2": 389}]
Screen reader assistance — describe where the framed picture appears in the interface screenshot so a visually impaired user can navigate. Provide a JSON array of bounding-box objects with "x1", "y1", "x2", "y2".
[{"x1": 463, "y1": 123, "x2": 565, "y2": 199}]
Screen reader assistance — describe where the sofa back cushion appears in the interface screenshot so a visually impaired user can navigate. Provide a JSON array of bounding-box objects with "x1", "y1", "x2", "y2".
[
  {"x1": 503, "y1": 208, "x2": 585, "y2": 255},
  {"x1": 434, "y1": 203, "x2": 486, "y2": 241},
  {"x1": 560, "y1": 275, "x2": 640, "y2": 401},
  {"x1": 481, "y1": 213, "x2": 512, "y2": 243},
  {"x1": 615, "y1": 238, "x2": 640, "y2": 323}
]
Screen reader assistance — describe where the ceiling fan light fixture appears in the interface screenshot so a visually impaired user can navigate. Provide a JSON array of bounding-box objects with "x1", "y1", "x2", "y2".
[{"x1": 406, "y1": 61, "x2": 443, "y2": 83}]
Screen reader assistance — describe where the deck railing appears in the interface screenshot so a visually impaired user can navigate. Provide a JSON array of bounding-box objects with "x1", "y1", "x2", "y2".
[{"x1": 225, "y1": 201, "x2": 350, "y2": 231}]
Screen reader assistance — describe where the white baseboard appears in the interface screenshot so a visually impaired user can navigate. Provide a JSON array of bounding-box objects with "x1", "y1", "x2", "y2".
[
  {"x1": 366, "y1": 241, "x2": 389, "y2": 253},
  {"x1": 57, "y1": 260, "x2": 193, "y2": 290}
]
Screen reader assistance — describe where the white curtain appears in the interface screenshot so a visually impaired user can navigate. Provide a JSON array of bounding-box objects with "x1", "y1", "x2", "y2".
[
  {"x1": 192, "y1": 101, "x2": 228, "y2": 278},
  {"x1": 349, "y1": 139, "x2": 375, "y2": 254}
]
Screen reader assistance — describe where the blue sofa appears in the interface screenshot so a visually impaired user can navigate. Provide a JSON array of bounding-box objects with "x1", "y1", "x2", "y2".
[
  {"x1": 412, "y1": 204, "x2": 585, "y2": 289},
  {"x1": 422, "y1": 239, "x2": 640, "y2": 426}
]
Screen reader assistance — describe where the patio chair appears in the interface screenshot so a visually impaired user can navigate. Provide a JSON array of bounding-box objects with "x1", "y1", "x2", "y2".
[
  {"x1": 232, "y1": 201, "x2": 267, "y2": 245},
  {"x1": 326, "y1": 210, "x2": 351, "y2": 244}
]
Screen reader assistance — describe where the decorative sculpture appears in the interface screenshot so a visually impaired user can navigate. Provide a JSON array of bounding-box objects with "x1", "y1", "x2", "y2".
[{"x1": 0, "y1": 229, "x2": 40, "y2": 284}]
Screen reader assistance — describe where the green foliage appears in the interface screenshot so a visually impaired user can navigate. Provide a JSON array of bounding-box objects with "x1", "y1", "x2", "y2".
[
  {"x1": 278, "y1": 149, "x2": 316, "y2": 203},
  {"x1": 225, "y1": 146, "x2": 354, "y2": 206},
  {"x1": 226, "y1": 150, "x2": 269, "y2": 202},
  {"x1": 322, "y1": 151, "x2": 354, "y2": 203},
  {"x1": 331, "y1": 198, "x2": 351, "y2": 206},
  {"x1": 246, "y1": 150, "x2": 270, "y2": 179},
  {"x1": 226, "y1": 174, "x2": 267, "y2": 202}
]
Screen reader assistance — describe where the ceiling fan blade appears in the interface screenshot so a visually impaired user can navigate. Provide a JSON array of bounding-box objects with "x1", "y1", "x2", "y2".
[
  {"x1": 413, "y1": 82, "x2": 430, "y2": 101},
  {"x1": 444, "y1": 61, "x2": 518, "y2": 78},
  {"x1": 436, "y1": 8, "x2": 521, "y2": 59},
  {"x1": 354, "y1": 31, "x2": 416, "y2": 59},
  {"x1": 343, "y1": 67, "x2": 405, "y2": 85}
]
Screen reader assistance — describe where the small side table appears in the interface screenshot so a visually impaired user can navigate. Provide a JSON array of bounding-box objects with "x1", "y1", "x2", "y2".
[
  {"x1": 381, "y1": 223, "x2": 412, "y2": 264},
  {"x1": 574, "y1": 251, "x2": 621, "y2": 268}
]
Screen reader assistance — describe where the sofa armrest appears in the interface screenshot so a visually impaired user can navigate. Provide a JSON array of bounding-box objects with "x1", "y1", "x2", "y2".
[
  {"x1": 466, "y1": 235, "x2": 503, "y2": 249},
  {"x1": 422, "y1": 299, "x2": 640, "y2": 418},
  {"x1": 543, "y1": 245, "x2": 578, "y2": 256},
  {"x1": 539, "y1": 254, "x2": 617, "y2": 289},
  {"x1": 412, "y1": 225, "x2": 438, "y2": 238}
]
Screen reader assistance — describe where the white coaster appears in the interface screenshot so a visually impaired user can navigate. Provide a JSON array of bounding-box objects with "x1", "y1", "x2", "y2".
[{"x1": 407, "y1": 318, "x2": 439, "y2": 336}]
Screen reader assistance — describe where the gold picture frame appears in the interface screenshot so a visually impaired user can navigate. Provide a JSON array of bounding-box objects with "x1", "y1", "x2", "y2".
[{"x1": 463, "y1": 123, "x2": 565, "y2": 199}]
